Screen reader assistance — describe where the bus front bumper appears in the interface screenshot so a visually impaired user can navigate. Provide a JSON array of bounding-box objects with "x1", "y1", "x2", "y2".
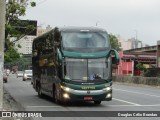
[{"x1": 61, "y1": 88, "x2": 112, "y2": 101}]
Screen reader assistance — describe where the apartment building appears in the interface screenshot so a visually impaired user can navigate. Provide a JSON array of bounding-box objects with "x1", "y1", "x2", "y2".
[{"x1": 117, "y1": 35, "x2": 149, "y2": 50}]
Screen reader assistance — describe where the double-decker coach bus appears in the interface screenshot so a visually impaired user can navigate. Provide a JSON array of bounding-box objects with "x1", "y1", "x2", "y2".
[{"x1": 32, "y1": 27, "x2": 119, "y2": 104}]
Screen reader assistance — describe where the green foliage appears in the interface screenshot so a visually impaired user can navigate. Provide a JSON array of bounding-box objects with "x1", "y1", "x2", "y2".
[
  {"x1": 4, "y1": 47, "x2": 20, "y2": 63},
  {"x1": 5, "y1": 55, "x2": 30, "y2": 70},
  {"x1": 31, "y1": 1, "x2": 36, "y2": 7},
  {"x1": 6, "y1": 0, "x2": 36, "y2": 40},
  {"x1": 136, "y1": 63, "x2": 145, "y2": 71},
  {"x1": 109, "y1": 34, "x2": 121, "y2": 51},
  {"x1": 143, "y1": 69, "x2": 151, "y2": 77},
  {"x1": 17, "y1": 44, "x2": 21, "y2": 48},
  {"x1": 5, "y1": 0, "x2": 36, "y2": 64},
  {"x1": 15, "y1": 56, "x2": 29, "y2": 66},
  {"x1": 143, "y1": 68, "x2": 159, "y2": 77}
]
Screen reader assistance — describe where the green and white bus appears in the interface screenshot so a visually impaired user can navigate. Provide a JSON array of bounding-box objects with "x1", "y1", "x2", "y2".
[{"x1": 32, "y1": 27, "x2": 119, "y2": 104}]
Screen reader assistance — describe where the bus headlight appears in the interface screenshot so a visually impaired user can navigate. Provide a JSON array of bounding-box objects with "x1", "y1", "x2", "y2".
[
  {"x1": 63, "y1": 93, "x2": 70, "y2": 99},
  {"x1": 103, "y1": 86, "x2": 112, "y2": 91},
  {"x1": 65, "y1": 87, "x2": 70, "y2": 92},
  {"x1": 106, "y1": 93, "x2": 112, "y2": 98},
  {"x1": 61, "y1": 85, "x2": 71, "y2": 92}
]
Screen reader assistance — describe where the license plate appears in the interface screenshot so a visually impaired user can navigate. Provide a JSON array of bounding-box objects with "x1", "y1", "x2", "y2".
[{"x1": 84, "y1": 97, "x2": 92, "y2": 100}]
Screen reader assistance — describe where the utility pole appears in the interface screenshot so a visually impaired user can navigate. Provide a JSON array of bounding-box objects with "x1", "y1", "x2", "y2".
[
  {"x1": 135, "y1": 30, "x2": 138, "y2": 48},
  {"x1": 0, "y1": 0, "x2": 5, "y2": 110},
  {"x1": 135, "y1": 30, "x2": 138, "y2": 41},
  {"x1": 96, "y1": 21, "x2": 100, "y2": 26}
]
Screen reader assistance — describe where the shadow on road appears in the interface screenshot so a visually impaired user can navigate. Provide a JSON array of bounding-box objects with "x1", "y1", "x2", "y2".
[{"x1": 35, "y1": 94, "x2": 104, "y2": 107}]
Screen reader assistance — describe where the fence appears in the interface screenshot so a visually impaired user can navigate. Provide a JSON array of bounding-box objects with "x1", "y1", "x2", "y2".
[{"x1": 113, "y1": 75, "x2": 160, "y2": 86}]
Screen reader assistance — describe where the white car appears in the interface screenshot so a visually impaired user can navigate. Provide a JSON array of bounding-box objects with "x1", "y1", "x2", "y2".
[
  {"x1": 23, "y1": 70, "x2": 32, "y2": 81},
  {"x1": 6, "y1": 69, "x2": 10, "y2": 76},
  {"x1": 16, "y1": 71, "x2": 23, "y2": 78},
  {"x1": 3, "y1": 72, "x2": 8, "y2": 83}
]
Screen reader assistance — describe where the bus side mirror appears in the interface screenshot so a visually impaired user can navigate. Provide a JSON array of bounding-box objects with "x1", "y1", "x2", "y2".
[
  {"x1": 111, "y1": 49, "x2": 119, "y2": 65},
  {"x1": 107, "y1": 49, "x2": 120, "y2": 65},
  {"x1": 112, "y1": 56, "x2": 118, "y2": 65}
]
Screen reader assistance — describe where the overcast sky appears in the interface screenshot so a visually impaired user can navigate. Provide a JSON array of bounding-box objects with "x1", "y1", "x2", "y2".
[{"x1": 23, "y1": 0, "x2": 160, "y2": 46}]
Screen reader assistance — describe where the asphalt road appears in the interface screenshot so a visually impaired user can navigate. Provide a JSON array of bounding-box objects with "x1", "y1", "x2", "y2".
[{"x1": 3, "y1": 74, "x2": 160, "y2": 120}]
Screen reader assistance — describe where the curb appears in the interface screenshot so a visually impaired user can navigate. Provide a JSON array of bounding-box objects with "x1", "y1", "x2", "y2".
[{"x1": 3, "y1": 88, "x2": 33, "y2": 120}]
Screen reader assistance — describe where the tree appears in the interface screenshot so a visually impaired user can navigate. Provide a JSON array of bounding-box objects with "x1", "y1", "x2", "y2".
[
  {"x1": 5, "y1": 0, "x2": 36, "y2": 63},
  {"x1": 136, "y1": 63, "x2": 145, "y2": 71},
  {"x1": 6, "y1": 0, "x2": 36, "y2": 40},
  {"x1": 4, "y1": 46, "x2": 20, "y2": 63},
  {"x1": 109, "y1": 34, "x2": 121, "y2": 51}
]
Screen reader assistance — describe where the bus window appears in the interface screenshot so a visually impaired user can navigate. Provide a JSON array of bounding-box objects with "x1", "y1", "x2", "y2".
[{"x1": 62, "y1": 32, "x2": 109, "y2": 48}]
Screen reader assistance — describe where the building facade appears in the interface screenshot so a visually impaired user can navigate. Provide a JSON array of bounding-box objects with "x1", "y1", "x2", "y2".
[
  {"x1": 117, "y1": 35, "x2": 149, "y2": 50},
  {"x1": 113, "y1": 51, "x2": 156, "y2": 76}
]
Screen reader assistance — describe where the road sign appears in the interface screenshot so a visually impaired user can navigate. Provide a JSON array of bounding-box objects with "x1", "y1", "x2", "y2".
[{"x1": 10, "y1": 20, "x2": 37, "y2": 36}]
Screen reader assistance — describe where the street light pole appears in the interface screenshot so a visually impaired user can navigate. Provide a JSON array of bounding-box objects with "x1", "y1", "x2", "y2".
[
  {"x1": 0, "y1": 0, "x2": 5, "y2": 110},
  {"x1": 135, "y1": 29, "x2": 138, "y2": 41},
  {"x1": 96, "y1": 21, "x2": 100, "y2": 26},
  {"x1": 134, "y1": 29, "x2": 138, "y2": 48}
]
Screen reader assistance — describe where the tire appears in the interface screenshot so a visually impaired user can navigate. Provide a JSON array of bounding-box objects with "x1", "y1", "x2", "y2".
[
  {"x1": 53, "y1": 87, "x2": 60, "y2": 104},
  {"x1": 4, "y1": 80, "x2": 7, "y2": 83},
  {"x1": 94, "y1": 101, "x2": 101, "y2": 105},
  {"x1": 37, "y1": 85, "x2": 43, "y2": 98},
  {"x1": 52, "y1": 85, "x2": 55, "y2": 101}
]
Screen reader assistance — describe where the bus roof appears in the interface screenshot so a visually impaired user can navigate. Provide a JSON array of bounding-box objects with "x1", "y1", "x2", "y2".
[
  {"x1": 59, "y1": 26, "x2": 107, "y2": 32},
  {"x1": 33, "y1": 26, "x2": 107, "y2": 43}
]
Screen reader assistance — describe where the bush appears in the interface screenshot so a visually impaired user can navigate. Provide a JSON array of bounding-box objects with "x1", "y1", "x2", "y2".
[{"x1": 143, "y1": 68, "x2": 160, "y2": 77}]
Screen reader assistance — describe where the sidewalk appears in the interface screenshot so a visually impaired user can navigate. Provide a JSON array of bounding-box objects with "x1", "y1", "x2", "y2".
[{"x1": 2, "y1": 88, "x2": 25, "y2": 120}]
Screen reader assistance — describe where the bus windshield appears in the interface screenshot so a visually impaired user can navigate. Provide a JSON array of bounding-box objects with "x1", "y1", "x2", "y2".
[
  {"x1": 62, "y1": 32, "x2": 109, "y2": 49},
  {"x1": 63, "y1": 58, "x2": 111, "y2": 81}
]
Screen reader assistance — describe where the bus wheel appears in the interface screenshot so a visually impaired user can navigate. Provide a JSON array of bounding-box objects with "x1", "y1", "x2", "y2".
[
  {"x1": 37, "y1": 85, "x2": 43, "y2": 98},
  {"x1": 53, "y1": 88, "x2": 59, "y2": 104},
  {"x1": 94, "y1": 101, "x2": 101, "y2": 105}
]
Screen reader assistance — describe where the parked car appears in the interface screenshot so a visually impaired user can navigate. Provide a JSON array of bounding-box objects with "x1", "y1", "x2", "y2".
[
  {"x1": 31, "y1": 77, "x2": 33, "y2": 84},
  {"x1": 6, "y1": 69, "x2": 10, "y2": 76},
  {"x1": 23, "y1": 70, "x2": 32, "y2": 81},
  {"x1": 16, "y1": 71, "x2": 23, "y2": 78},
  {"x1": 3, "y1": 72, "x2": 8, "y2": 83}
]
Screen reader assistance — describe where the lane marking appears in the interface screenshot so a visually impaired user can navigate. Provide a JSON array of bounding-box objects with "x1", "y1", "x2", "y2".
[
  {"x1": 113, "y1": 98, "x2": 140, "y2": 106},
  {"x1": 114, "y1": 88, "x2": 160, "y2": 98},
  {"x1": 26, "y1": 106, "x2": 62, "y2": 108},
  {"x1": 104, "y1": 105, "x2": 137, "y2": 107},
  {"x1": 104, "y1": 104, "x2": 160, "y2": 107},
  {"x1": 139, "y1": 104, "x2": 160, "y2": 106}
]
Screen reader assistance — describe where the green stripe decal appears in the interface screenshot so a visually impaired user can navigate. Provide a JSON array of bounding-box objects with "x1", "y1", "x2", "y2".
[{"x1": 62, "y1": 51, "x2": 109, "y2": 58}]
